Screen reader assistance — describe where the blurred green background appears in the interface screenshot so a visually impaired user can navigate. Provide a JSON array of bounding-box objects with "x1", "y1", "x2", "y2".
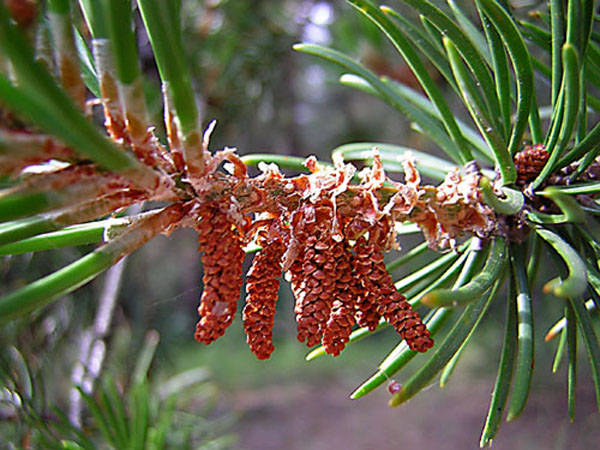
[{"x1": 1, "y1": 0, "x2": 599, "y2": 448}]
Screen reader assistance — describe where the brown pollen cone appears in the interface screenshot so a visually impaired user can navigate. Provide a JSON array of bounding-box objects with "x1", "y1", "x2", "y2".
[
  {"x1": 194, "y1": 203, "x2": 245, "y2": 344},
  {"x1": 293, "y1": 234, "x2": 339, "y2": 346},
  {"x1": 243, "y1": 222, "x2": 288, "y2": 359},
  {"x1": 354, "y1": 223, "x2": 433, "y2": 352},
  {"x1": 321, "y1": 241, "x2": 357, "y2": 356},
  {"x1": 352, "y1": 235, "x2": 386, "y2": 331},
  {"x1": 374, "y1": 262, "x2": 434, "y2": 353},
  {"x1": 289, "y1": 201, "x2": 339, "y2": 347},
  {"x1": 378, "y1": 287, "x2": 433, "y2": 352},
  {"x1": 514, "y1": 144, "x2": 549, "y2": 184}
]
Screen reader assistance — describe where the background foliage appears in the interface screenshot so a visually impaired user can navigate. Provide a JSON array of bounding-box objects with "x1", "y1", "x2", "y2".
[{"x1": 1, "y1": 0, "x2": 600, "y2": 448}]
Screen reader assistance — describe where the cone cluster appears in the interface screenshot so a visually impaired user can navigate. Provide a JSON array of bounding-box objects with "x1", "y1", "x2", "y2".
[
  {"x1": 190, "y1": 153, "x2": 501, "y2": 359},
  {"x1": 194, "y1": 188, "x2": 433, "y2": 358}
]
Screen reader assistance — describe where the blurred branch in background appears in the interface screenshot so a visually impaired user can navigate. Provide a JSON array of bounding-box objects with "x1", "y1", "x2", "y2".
[
  {"x1": 69, "y1": 256, "x2": 127, "y2": 428},
  {"x1": 68, "y1": 203, "x2": 143, "y2": 427}
]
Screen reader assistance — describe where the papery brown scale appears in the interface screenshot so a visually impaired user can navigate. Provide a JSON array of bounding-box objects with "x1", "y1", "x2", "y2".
[
  {"x1": 128, "y1": 130, "x2": 173, "y2": 172},
  {"x1": 59, "y1": 56, "x2": 86, "y2": 109},
  {"x1": 0, "y1": 131, "x2": 75, "y2": 177},
  {"x1": 17, "y1": 164, "x2": 103, "y2": 190},
  {"x1": 97, "y1": 71, "x2": 129, "y2": 143}
]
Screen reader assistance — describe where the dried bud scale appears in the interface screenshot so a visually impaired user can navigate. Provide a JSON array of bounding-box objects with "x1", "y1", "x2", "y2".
[{"x1": 419, "y1": 167, "x2": 495, "y2": 249}]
